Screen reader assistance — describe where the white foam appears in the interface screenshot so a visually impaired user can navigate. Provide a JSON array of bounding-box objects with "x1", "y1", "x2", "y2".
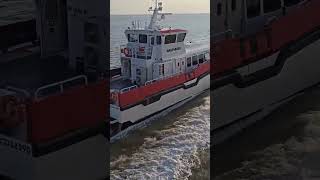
[{"x1": 111, "y1": 95, "x2": 210, "y2": 179}]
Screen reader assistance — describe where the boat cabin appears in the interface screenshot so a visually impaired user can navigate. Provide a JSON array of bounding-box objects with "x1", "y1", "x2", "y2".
[
  {"x1": 119, "y1": 26, "x2": 209, "y2": 87},
  {"x1": 120, "y1": 27, "x2": 190, "y2": 85},
  {"x1": 111, "y1": 0, "x2": 209, "y2": 93}
]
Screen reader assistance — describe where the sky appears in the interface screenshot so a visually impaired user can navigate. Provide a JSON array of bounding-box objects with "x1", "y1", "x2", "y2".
[{"x1": 110, "y1": 0, "x2": 210, "y2": 15}]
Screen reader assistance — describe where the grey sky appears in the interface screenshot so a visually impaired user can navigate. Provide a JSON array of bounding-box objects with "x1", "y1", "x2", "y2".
[{"x1": 111, "y1": 0, "x2": 210, "y2": 15}]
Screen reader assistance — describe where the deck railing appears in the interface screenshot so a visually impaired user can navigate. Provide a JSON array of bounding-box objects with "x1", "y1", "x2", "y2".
[
  {"x1": 34, "y1": 75, "x2": 88, "y2": 100},
  {"x1": 144, "y1": 72, "x2": 183, "y2": 86},
  {"x1": 6, "y1": 86, "x2": 31, "y2": 98},
  {"x1": 116, "y1": 60, "x2": 210, "y2": 95},
  {"x1": 120, "y1": 85, "x2": 138, "y2": 93}
]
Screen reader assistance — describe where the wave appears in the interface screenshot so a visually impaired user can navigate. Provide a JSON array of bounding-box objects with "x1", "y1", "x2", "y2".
[
  {"x1": 110, "y1": 94, "x2": 210, "y2": 179},
  {"x1": 215, "y1": 110, "x2": 320, "y2": 180}
]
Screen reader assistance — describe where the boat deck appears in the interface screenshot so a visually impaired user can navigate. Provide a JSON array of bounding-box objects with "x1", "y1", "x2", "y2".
[
  {"x1": 0, "y1": 19, "x2": 79, "y2": 97},
  {"x1": 111, "y1": 77, "x2": 135, "y2": 91},
  {"x1": 0, "y1": 53, "x2": 78, "y2": 95},
  {"x1": 185, "y1": 42, "x2": 209, "y2": 55}
]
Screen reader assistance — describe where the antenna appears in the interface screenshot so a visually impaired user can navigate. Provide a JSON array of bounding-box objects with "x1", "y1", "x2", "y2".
[
  {"x1": 148, "y1": 0, "x2": 163, "y2": 30},
  {"x1": 158, "y1": 1, "x2": 163, "y2": 11}
]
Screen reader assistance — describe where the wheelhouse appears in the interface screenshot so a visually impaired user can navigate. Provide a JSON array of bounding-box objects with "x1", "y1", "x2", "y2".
[{"x1": 119, "y1": 27, "x2": 191, "y2": 86}]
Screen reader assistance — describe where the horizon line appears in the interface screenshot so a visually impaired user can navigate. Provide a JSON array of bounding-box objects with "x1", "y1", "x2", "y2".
[{"x1": 110, "y1": 12, "x2": 210, "y2": 16}]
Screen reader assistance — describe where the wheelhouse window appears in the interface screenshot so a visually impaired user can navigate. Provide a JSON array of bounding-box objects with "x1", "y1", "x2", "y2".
[
  {"x1": 284, "y1": 0, "x2": 301, "y2": 7},
  {"x1": 157, "y1": 36, "x2": 162, "y2": 45},
  {"x1": 187, "y1": 57, "x2": 192, "y2": 67},
  {"x1": 165, "y1": 34, "x2": 177, "y2": 44},
  {"x1": 246, "y1": 0, "x2": 261, "y2": 18},
  {"x1": 162, "y1": 64, "x2": 164, "y2": 75},
  {"x1": 217, "y1": 3, "x2": 222, "y2": 16},
  {"x1": 177, "y1": 33, "x2": 186, "y2": 42},
  {"x1": 136, "y1": 69, "x2": 141, "y2": 76},
  {"x1": 84, "y1": 23, "x2": 99, "y2": 44},
  {"x1": 192, "y1": 55, "x2": 198, "y2": 66},
  {"x1": 250, "y1": 38, "x2": 258, "y2": 54},
  {"x1": 151, "y1": 37, "x2": 155, "y2": 45},
  {"x1": 139, "y1": 34, "x2": 147, "y2": 43},
  {"x1": 159, "y1": 64, "x2": 164, "y2": 76},
  {"x1": 198, "y1": 54, "x2": 205, "y2": 64},
  {"x1": 263, "y1": 0, "x2": 281, "y2": 13},
  {"x1": 232, "y1": 0, "x2": 237, "y2": 11},
  {"x1": 128, "y1": 34, "x2": 138, "y2": 42}
]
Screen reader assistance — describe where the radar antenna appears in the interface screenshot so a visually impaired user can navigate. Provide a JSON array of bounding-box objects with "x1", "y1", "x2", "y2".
[{"x1": 148, "y1": 0, "x2": 164, "y2": 29}]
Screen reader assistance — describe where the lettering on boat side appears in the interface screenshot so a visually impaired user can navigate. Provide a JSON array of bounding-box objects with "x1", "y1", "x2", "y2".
[
  {"x1": 0, "y1": 135, "x2": 32, "y2": 155},
  {"x1": 67, "y1": 6, "x2": 88, "y2": 16},
  {"x1": 167, "y1": 47, "x2": 181, "y2": 53}
]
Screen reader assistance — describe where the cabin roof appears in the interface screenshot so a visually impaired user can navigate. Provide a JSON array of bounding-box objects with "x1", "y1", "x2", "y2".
[
  {"x1": 160, "y1": 28, "x2": 187, "y2": 34},
  {"x1": 125, "y1": 28, "x2": 187, "y2": 35},
  {"x1": 185, "y1": 43, "x2": 209, "y2": 55}
]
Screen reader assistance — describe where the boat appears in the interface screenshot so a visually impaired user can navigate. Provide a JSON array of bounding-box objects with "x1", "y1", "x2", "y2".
[
  {"x1": 0, "y1": 0, "x2": 109, "y2": 179},
  {"x1": 212, "y1": 0, "x2": 320, "y2": 144},
  {"x1": 110, "y1": 0, "x2": 210, "y2": 140}
]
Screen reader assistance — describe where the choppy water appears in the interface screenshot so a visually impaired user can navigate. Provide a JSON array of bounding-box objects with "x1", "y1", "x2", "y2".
[
  {"x1": 110, "y1": 92, "x2": 210, "y2": 179},
  {"x1": 110, "y1": 14, "x2": 210, "y2": 179},
  {"x1": 213, "y1": 86, "x2": 320, "y2": 180}
]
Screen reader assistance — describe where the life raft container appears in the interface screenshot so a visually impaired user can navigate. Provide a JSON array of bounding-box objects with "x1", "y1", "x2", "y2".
[
  {"x1": 110, "y1": 92, "x2": 119, "y2": 104},
  {"x1": 123, "y1": 48, "x2": 130, "y2": 57}
]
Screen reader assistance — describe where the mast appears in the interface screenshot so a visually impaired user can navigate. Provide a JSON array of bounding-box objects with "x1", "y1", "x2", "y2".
[{"x1": 148, "y1": 0, "x2": 163, "y2": 30}]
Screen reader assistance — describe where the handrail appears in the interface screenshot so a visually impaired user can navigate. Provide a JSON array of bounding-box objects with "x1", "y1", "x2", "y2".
[
  {"x1": 144, "y1": 71, "x2": 182, "y2": 86},
  {"x1": 120, "y1": 85, "x2": 138, "y2": 93},
  {"x1": 6, "y1": 86, "x2": 31, "y2": 98},
  {"x1": 117, "y1": 60, "x2": 210, "y2": 94},
  {"x1": 34, "y1": 75, "x2": 88, "y2": 100}
]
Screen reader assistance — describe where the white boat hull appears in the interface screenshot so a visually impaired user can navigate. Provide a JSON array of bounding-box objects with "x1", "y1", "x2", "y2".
[
  {"x1": 111, "y1": 73, "x2": 210, "y2": 140},
  {"x1": 114, "y1": 74, "x2": 209, "y2": 123}
]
